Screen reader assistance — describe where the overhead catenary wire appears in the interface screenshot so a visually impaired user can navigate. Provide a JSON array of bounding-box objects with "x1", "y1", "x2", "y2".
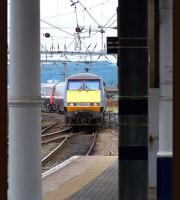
[
  {"x1": 42, "y1": 0, "x2": 112, "y2": 20},
  {"x1": 41, "y1": 19, "x2": 74, "y2": 36},
  {"x1": 104, "y1": 19, "x2": 117, "y2": 29},
  {"x1": 102, "y1": 13, "x2": 117, "y2": 28},
  {"x1": 77, "y1": 0, "x2": 101, "y2": 28},
  {"x1": 66, "y1": 37, "x2": 76, "y2": 50}
]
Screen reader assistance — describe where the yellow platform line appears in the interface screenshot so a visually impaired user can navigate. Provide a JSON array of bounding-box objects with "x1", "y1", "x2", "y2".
[{"x1": 43, "y1": 156, "x2": 117, "y2": 200}]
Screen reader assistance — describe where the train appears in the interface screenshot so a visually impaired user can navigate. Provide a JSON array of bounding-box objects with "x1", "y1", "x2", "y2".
[
  {"x1": 64, "y1": 72, "x2": 106, "y2": 126},
  {"x1": 41, "y1": 82, "x2": 65, "y2": 113}
]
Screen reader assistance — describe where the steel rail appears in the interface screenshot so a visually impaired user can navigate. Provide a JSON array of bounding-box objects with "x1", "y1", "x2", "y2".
[
  {"x1": 41, "y1": 127, "x2": 72, "y2": 143},
  {"x1": 86, "y1": 131, "x2": 97, "y2": 155},
  {"x1": 42, "y1": 130, "x2": 97, "y2": 167},
  {"x1": 41, "y1": 134, "x2": 71, "y2": 165},
  {"x1": 41, "y1": 122, "x2": 58, "y2": 134}
]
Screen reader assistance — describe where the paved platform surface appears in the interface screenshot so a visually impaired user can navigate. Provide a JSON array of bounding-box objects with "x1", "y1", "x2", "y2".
[
  {"x1": 42, "y1": 155, "x2": 156, "y2": 200},
  {"x1": 43, "y1": 156, "x2": 117, "y2": 200},
  {"x1": 69, "y1": 159, "x2": 118, "y2": 200}
]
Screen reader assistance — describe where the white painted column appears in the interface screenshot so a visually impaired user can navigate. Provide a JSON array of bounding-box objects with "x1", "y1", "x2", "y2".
[
  {"x1": 158, "y1": 0, "x2": 173, "y2": 158},
  {"x1": 8, "y1": 0, "x2": 42, "y2": 200},
  {"x1": 157, "y1": 0, "x2": 173, "y2": 199}
]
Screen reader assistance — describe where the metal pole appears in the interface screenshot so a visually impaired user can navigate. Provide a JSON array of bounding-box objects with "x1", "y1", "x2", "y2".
[
  {"x1": 118, "y1": 0, "x2": 148, "y2": 199},
  {"x1": 101, "y1": 30, "x2": 104, "y2": 52},
  {"x1": 8, "y1": 0, "x2": 42, "y2": 199},
  {"x1": 0, "y1": 0, "x2": 8, "y2": 199},
  {"x1": 157, "y1": 0, "x2": 173, "y2": 199}
]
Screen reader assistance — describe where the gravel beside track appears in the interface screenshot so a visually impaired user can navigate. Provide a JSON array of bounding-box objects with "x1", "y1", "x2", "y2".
[
  {"x1": 93, "y1": 128, "x2": 118, "y2": 156},
  {"x1": 41, "y1": 112, "x2": 64, "y2": 129},
  {"x1": 41, "y1": 142, "x2": 60, "y2": 158}
]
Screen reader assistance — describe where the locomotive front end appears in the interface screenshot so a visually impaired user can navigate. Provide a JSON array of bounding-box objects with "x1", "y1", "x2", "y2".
[{"x1": 64, "y1": 73, "x2": 106, "y2": 126}]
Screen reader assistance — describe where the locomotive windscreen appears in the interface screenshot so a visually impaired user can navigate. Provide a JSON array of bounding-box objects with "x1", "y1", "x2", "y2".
[
  {"x1": 68, "y1": 80, "x2": 83, "y2": 90},
  {"x1": 84, "y1": 80, "x2": 99, "y2": 90},
  {"x1": 68, "y1": 80, "x2": 100, "y2": 90}
]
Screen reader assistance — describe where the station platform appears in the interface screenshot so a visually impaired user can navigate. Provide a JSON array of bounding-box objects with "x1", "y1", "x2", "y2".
[{"x1": 42, "y1": 155, "x2": 118, "y2": 200}]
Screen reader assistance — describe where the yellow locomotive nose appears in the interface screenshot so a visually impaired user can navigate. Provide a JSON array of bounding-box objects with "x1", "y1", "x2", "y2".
[
  {"x1": 66, "y1": 90, "x2": 101, "y2": 112},
  {"x1": 67, "y1": 90, "x2": 101, "y2": 103}
]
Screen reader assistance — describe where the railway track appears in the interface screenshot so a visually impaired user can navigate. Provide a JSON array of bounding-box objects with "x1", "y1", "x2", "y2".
[
  {"x1": 41, "y1": 122, "x2": 58, "y2": 134},
  {"x1": 41, "y1": 127, "x2": 72, "y2": 144},
  {"x1": 41, "y1": 130, "x2": 97, "y2": 171},
  {"x1": 41, "y1": 122, "x2": 68, "y2": 135}
]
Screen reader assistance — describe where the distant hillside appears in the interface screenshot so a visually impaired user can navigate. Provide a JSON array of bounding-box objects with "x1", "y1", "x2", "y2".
[{"x1": 41, "y1": 61, "x2": 118, "y2": 86}]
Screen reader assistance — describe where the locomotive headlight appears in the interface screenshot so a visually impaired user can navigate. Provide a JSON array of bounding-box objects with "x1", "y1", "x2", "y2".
[
  {"x1": 68, "y1": 103, "x2": 77, "y2": 106},
  {"x1": 90, "y1": 102, "x2": 99, "y2": 106}
]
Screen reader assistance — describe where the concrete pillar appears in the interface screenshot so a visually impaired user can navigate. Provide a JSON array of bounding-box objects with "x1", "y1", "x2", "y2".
[
  {"x1": 118, "y1": 0, "x2": 148, "y2": 199},
  {"x1": 8, "y1": 0, "x2": 42, "y2": 200},
  {"x1": 157, "y1": 0, "x2": 173, "y2": 199}
]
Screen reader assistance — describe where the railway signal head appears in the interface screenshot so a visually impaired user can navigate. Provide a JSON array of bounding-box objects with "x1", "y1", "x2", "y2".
[{"x1": 44, "y1": 33, "x2": 51, "y2": 38}]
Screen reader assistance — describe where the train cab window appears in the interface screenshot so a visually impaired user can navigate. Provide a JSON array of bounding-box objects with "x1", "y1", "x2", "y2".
[
  {"x1": 68, "y1": 80, "x2": 83, "y2": 90},
  {"x1": 84, "y1": 80, "x2": 100, "y2": 90}
]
